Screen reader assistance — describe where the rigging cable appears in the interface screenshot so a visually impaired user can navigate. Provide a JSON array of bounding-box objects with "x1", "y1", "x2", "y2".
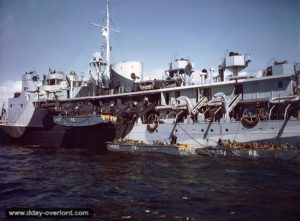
[
  {"x1": 62, "y1": 26, "x2": 94, "y2": 72},
  {"x1": 177, "y1": 123, "x2": 206, "y2": 148}
]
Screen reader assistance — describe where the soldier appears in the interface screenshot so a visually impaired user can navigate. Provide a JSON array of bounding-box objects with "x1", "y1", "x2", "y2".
[{"x1": 1, "y1": 102, "x2": 7, "y2": 121}]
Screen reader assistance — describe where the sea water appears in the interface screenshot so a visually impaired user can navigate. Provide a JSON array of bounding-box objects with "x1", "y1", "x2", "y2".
[{"x1": 0, "y1": 144, "x2": 300, "y2": 220}]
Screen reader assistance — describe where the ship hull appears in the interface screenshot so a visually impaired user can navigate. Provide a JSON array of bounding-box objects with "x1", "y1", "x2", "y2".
[
  {"x1": 0, "y1": 124, "x2": 117, "y2": 149},
  {"x1": 0, "y1": 108, "x2": 134, "y2": 149},
  {"x1": 124, "y1": 120, "x2": 300, "y2": 148}
]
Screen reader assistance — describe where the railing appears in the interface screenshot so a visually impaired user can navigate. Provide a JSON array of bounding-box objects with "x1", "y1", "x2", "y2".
[
  {"x1": 192, "y1": 96, "x2": 208, "y2": 114},
  {"x1": 227, "y1": 93, "x2": 242, "y2": 114}
]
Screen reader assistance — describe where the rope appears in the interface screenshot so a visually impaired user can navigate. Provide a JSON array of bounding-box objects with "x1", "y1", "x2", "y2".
[
  {"x1": 74, "y1": 31, "x2": 99, "y2": 72},
  {"x1": 177, "y1": 123, "x2": 205, "y2": 148},
  {"x1": 62, "y1": 26, "x2": 94, "y2": 71}
]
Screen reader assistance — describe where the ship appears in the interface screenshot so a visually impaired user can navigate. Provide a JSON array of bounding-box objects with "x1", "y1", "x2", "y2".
[
  {"x1": 0, "y1": 0, "x2": 139, "y2": 148},
  {"x1": 35, "y1": 52, "x2": 300, "y2": 153},
  {"x1": 1, "y1": 1, "x2": 300, "y2": 153},
  {"x1": 105, "y1": 54, "x2": 300, "y2": 161},
  {"x1": 0, "y1": 67, "x2": 120, "y2": 148},
  {"x1": 119, "y1": 55, "x2": 300, "y2": 149}
]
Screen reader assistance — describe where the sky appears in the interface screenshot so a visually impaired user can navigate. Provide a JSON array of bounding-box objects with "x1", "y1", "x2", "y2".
[{"x1": 0, "y1": 0, "x2": 299, "y2": 100}]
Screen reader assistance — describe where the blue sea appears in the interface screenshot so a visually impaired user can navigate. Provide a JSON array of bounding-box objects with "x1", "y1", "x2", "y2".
[{"x1": 1, "y1": 144, "x2": 300, "y2": 220}]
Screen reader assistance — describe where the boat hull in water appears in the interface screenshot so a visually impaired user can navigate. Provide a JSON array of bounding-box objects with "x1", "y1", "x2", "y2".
[
  {"x1": 124, "y1": 119, "x2": 300, "y2": 148},
  {"x1": 0, "y1": 108, "x2": 134, "y2": 149}
]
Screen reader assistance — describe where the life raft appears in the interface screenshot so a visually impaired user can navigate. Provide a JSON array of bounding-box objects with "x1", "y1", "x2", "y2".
[
  {"x1": 241, "y1": 117, "x2": 259, "y2": 127},
  {"x1": 147, "y1": 114, "x2": 159, "y2": 132},
  {"x1": 241, "y1": 102, "x2": 260, "y2": 127}
]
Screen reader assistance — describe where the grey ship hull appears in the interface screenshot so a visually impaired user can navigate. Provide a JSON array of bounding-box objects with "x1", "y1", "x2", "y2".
[
  {"x1": 0, "y1": 108, "x2": 133, "y2": 149},
  {"x1": 124, "y1": 120, "x2": 300, "y2": 148}
]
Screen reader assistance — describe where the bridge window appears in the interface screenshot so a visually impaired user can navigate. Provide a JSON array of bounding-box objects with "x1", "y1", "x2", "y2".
[
  {"x1": 278, "y1": 81, "x2": 283, "y2": 88},
  {"x1": 49, "y1": 79, "x2": 56, "y2": 85}
]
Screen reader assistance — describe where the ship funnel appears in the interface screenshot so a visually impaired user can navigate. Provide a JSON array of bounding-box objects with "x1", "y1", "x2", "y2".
[{"x1": 110, "y1": 61, "x2": 143, "y2": 93}]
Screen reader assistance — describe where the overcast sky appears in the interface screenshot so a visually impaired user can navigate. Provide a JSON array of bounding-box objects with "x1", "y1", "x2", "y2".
[{"x1": 0, "y1": 0, "x2": 299, "y2": 83}]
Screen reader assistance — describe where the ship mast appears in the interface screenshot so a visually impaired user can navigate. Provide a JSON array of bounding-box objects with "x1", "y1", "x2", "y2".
[
  {"x1": 91, "y1": 0, "x2": 120, "y2": 83},
  {"x1": 106, "y1": 0, "x2": 110, "y2": 81}
]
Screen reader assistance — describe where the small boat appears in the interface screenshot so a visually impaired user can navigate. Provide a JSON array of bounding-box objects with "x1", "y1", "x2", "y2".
[
  {"x1": 106, "y1": 140, "x2": 195, "y2": 155},
  {"x1": 107, "y1": 138, "x2": 300, "y2": 162},
  {"x1": 196, "y1": 145, "x2": 300, "y2": 162}
]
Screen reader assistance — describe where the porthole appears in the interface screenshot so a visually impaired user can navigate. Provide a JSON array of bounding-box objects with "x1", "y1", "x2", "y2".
[
  {"x1": 201, "y1": 129, "x2": 204, "y2": 132},
  {"x1": 175, "y1": 129, "x2": 178, "y2": 132},
  {"x1": 211, "y1": 129, "x2": 213, "y2": 132},
  {"x1": 156, "y1": 129, "x2": 158, "y2": 132},
  {"x1": 225, "y1": 128, "x2": 228, "y2": 132}
]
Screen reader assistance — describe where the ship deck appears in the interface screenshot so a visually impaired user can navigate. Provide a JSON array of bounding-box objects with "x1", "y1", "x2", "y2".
[{"x1": 34, "y1": 74, "x2": 293, "y2": 104}]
